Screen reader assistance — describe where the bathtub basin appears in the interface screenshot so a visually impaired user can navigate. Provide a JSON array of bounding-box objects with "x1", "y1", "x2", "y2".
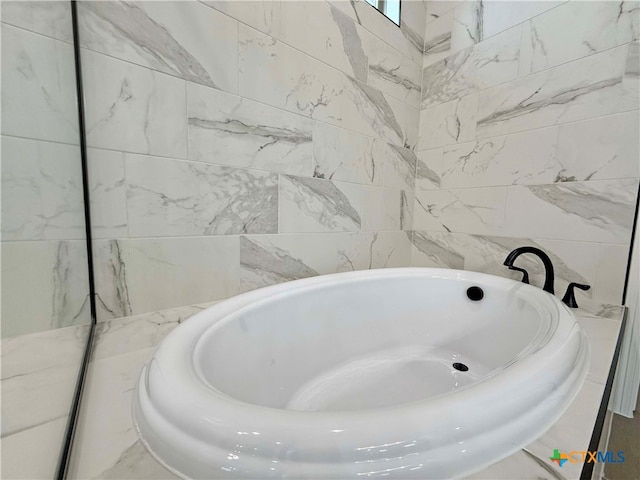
[{"x1": 134, "y1": 268, "x2": 589, "y2": 479}]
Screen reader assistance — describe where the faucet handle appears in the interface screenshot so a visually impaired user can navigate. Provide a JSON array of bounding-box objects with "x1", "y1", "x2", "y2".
[
  {"x1": 508, "y1": 266, "x2": 530, "y2": 284},
  {"x1": 561, "y1": 282, "x2": 591, "y2": 308}
]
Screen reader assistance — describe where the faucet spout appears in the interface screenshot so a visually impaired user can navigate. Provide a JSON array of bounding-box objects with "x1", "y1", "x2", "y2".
[{"x1": 503, "y1": 246, "x2": 555, "y2": 295}]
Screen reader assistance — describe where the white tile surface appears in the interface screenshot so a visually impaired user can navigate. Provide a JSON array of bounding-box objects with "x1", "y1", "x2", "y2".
[
  {"x1": 1, "y1": 24, "x2": 79, "y2": 144},
  {"x1": 82, "y1": 50, "x2": 188, "y2": 158},
  {"x1": 78, "y1": 0, "x2": 238, "y2": 93},
  {"x1": 1, "y1": 136, "x2": 85, "y2": 241}
]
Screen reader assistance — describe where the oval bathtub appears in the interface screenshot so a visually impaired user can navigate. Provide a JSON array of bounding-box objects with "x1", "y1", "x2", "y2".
[{"x1": 134, "y1": 268, "x2": 589, "y2": 479}]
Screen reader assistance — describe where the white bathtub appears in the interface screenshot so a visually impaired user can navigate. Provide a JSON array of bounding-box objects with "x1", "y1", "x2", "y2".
[{"x1": 134, "y1": 268, "x2": 589, "y2": 479}]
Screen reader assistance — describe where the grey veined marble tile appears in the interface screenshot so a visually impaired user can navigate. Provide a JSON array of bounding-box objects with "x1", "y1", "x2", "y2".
[
  {"x1": 416, "y1": 148, "x2": 443, "y2": 191},
  {"x1": 342, "y1": 77, "x2": 419, "y2": 148},
  {"x1": 504, "y1": 179, "x2": 639, "y2": 244},
  {"x1": 312, "y1": 122, "x2": 381, "y2": 186},
  {"x1": 78, "y1": 0, "x2": 238, "y2": 93},
  {"x1": 413, "y1": 187, "x2": 508, "y2": 236},
  {"x1": 1, "y1": 0, "x2": 73, "y2": 43},
  {"x1": 279, "y1": 175, "x2": 363, "y2": 233},
  {"x1": 1, "y1": 24, "x2": 79, "y2": 144},
  {"x1": 1, "y1": 136, "x2": 85, "y2": 241},
  {"x1": 277, "y1": 1, "x2": 370, "y2": 83},
  {"x1": 126, "y1": 155, "x2": 278, "y2": 237},
  {"x1": 93, "y1": 237, "x2": 239, "y2": 320},
  {"x1": 519, "y1": 0, "x2": 639, "y2": 75},
  {"x1": 418, "y1": 95, "x2": 478, "y2": 150},
  {"x1": 239, "y1": 24, "x2": 345, "y2": 128},
  {"x1": 240, "y1": 231, "x2": 411, "y2": 291},
  {"x1": 188, "y1": 82, "x2": 313, "y2": 176},
  {"x1": 422, "y1": 26, "x2": 521, "y2": 109},
  {"x1": 477, "y1": 44, "x2": 636, "y2": 139},
  {"x1": 82, "y1": 50, "x2": 187, "y2": 159}
]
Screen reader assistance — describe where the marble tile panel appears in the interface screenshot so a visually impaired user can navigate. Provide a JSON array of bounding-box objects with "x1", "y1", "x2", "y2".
[
  {"x1": 413, "y1": 187, "x2": 507, "y2": 235},
  {"x1": 87, "y1": 148, "x2": 128, "y2": 239},
  {"x1": 126, "y1": 154, "x2": 278, "y2": 237},
  {"x1": 1, "y1": 417, "x2": 68, "y2": 480},
  {"x1": 519, "y1": 0, "x2": 639, "y2": 75},
  {"x1": 422, "y1": 26, "x2": 521, "y2": 108},
  {"x1": 423, "y1": 8, "x2": 454, "y2": 68},
  {"x1": 361, "y1": 186, "x2": 403, "y2": 232},
  {"x1": 622, "y1": 41, "x2": 640, "y2": 99},
  {"x1": 277, "y1": 1, "x2": 371, "y2": 83},
  {"x1": 440, "y1": 127, "x2": 559, "y2": 188},
  {"x1": 1, "y1": 323, "x2": 89, "y2": 379},
  {"x1": 410, "y1": 231, "x2": 466, "y2": 269},
  {"x1": 450, "y1": 1, "x2": 565, "y2": 55},
  {"x1": 367, "y1": 35, "x2": 422, "y2": 106},
  {"x1": 278, "y1": 175, "x2": 363, "y2": 233},
  {"x1": 575, "y1": 316, "x2": 622, "y2": 385},
  {"x1": 93, "y1": 236, "x2": 239, "y2": 321},
  {"x1": 82, "y1": 50, "x2": 187, "y2": 158},
  {"x1": 555, "y1": 112, "x2": 640, "y2": 182},
  {"x1": 342, "y1": 76, "x2": 419, "y2": 148},
  {"x1": 1, "y1": 240, "x2": 90, "y2": 338},
  {"x1": 477, "y1": 45, "x2": 635, "y2": 139},
  {"x1": 331, "y1": 0, "x2": 423, "y2": 64},
  {"x1": 78, "y1": 0, "x2": 238, "y2": 93},
  {"x1": 379, "y1": 141, "x2": 417, "y2": 191},
  {"x1": 1, "y1": 361, "x2": 79, "y2": 437},
  {"x1": 240, "y1": 231, "x2": 411, "y2": 291},
  {"x1": 203, "y1": 1, "x2": 281, "y2": 36},
  {"x1": 1, "y1": 0, "x2": 73, "y2": 42},
  {"x1": 187, "y1": 82, "x2": 313, "y2": 176},
  {"x1": 415, "y1": 148, "x2": 443, "y2": 191},
  {"x1": 1, "y1": 136, "x2": 85, "y2": 241},
  {"x1": 238, "y1": 24, "x2": 344, "y2": 127},
  {"x1": 417, "y1": 94, "x2": 478, "y2": 150},
  {"x1": 504, "y1": 179, "x2": 639, "y2": 244},
  {"x1": 594, "y1": 244, "x2": 630, "y2": 306},
  {"x1": 92, "y1": 303, "x2": 216, "y2": 359},
  {"x1": 1, "y1": 24, "x2": 78, "y2": 144},
  {"x1": 312, "y1": 122, "x2": 380, "y2": 185}
]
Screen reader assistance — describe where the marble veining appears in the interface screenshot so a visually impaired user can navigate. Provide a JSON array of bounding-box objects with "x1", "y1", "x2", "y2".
[
  {"x1": 411, "y1": 230, "x2": 464, "y2": 269},
  {"x1": 1, "y1": 136, "x2": 85, "y2": 241},
  {"x1": 1, "y1": 0, "x2": 74, "y2": 43},
  {"x1": 416, "y1": 149, "x2": 443, "y2": 191},
  {"x1": 520, "y1": 1, "x2": 639, "y2": 75},
  {"x1": 312, "y1": 122, "x2": 379, "y2": 185},
  {"x1": 422, "y1": 26, "x2": 520, "y2": 109},
  {"x1": 418, "y1": 95, "x2": 478, "y2": 149},
  {"x1": 279, "y1": 175, "x2": 362, "y2": 233},
  {"x1": 78, "y1": 0, "x2": 238, "y2": 92},
  {"x1": 368, "y1": 41, "x2": 422, "y2": 106},
  {"x1": 239, "y1": 24, "x2": 345, "y2": 127},
  {"x1": 126, "y1": 155, "x2": 278, "y2": 237},
  {"x1": 383, "y1": 143, "x2": 417, "y2": 191},
  {"x1": 95, "y1": 240, "x2": 133, "y2": 320},
  {"x1": 330, "y1": 5, "x2": 368, "y2": 83},
  {"x1": 240, "y1": 236, "x2": 320, "y2": 291},
  {"x1": 343, "y1": 77, "x2": 406, "y2": 146},
  {"x1": 188, "y1": 82, "x2": 313, "y2": 175},
  {"x1": 477, "y1": 45, "x2": 632, "y2": 138},
  {"x1": 82, "y1": 49, "x2": 188, "y2": 158}
]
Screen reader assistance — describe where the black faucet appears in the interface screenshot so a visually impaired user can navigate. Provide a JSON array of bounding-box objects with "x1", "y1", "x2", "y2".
[
  {"x1": 503, "y1": 246, "x2": 555, "y2": 294},
  {"x1": 503, "y1": 246, "x2": 591, "y2": 308}
]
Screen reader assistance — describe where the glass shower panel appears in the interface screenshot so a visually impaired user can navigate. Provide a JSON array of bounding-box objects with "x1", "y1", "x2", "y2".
[{"x1": 1, "y1": 1, "x2": 92, "y2": 478}]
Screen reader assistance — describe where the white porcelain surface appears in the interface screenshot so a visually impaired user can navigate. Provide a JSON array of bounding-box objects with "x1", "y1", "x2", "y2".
[{"x1": 134, "y1": 268, "x2": 589, "y2": 479}]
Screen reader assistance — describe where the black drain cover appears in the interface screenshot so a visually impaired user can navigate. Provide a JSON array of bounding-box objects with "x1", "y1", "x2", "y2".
[
  {"x1": 453, "y1": 362, "x2": 469, "y2": 372},
  {"x1": 466, "y1": 286, "x2": 484, "y2": 301}
]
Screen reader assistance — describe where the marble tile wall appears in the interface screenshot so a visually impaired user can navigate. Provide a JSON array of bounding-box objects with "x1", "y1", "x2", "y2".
[
  {"x1": 414, "y1": 0, "x2": 640, "y2": 313},
  {"x1": 80, "y1": 0, "x2": 427, "y2": 321},
  {"x1": 1, "y1": 2, "x2": 91, "y2": 338}
]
